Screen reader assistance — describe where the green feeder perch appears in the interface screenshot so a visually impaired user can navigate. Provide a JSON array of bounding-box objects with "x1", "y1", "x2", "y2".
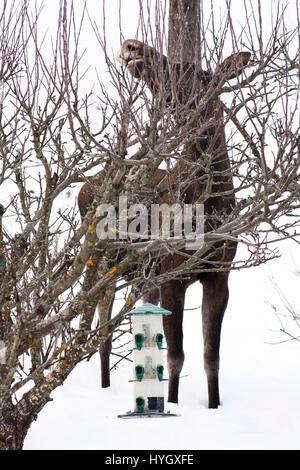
[
  {"x1": 135, "y1": 365, "x2": 144, "y2": 382},
  {"x1": 136, "y1": 397, "x2": 145, "y2": 413},
  {"x1": 156, "y1": 333, "x2": 163, "y2": 349},
  {"x1": 156, "y1": 365, "x2": 164, "y2": 381},
  {"x1": 134, "y1": 333, "x2": 144, "y2": 350}
]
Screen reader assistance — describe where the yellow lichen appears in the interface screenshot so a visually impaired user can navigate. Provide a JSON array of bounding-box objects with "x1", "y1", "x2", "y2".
[{"x1": 87, "y1": 256, "x2": 94, "y2": 267}]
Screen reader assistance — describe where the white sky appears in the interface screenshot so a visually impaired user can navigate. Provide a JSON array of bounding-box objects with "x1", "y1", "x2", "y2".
[{"x1": 31, "y1": 0, "x2": 299, "y2": 79}]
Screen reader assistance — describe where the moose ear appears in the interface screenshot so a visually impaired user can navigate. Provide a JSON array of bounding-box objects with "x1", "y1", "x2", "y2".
[{"x1": 218, "y1": 51, "x2": 251, "y2": 80}]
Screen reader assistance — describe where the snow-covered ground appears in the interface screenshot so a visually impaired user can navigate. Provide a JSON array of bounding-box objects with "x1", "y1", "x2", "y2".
[{"x1": 24, "y1": 243, "x2": 300, "y2": 450}]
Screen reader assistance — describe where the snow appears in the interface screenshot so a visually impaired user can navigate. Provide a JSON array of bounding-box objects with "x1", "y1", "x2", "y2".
[{"x1": 24, "y1": 243, "x2": 300, "y2": 450}]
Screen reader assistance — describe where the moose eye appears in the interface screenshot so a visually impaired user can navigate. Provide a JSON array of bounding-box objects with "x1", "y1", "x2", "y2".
[{"x1": 127, "y1": 44, "x2": 136, "y2": 51}]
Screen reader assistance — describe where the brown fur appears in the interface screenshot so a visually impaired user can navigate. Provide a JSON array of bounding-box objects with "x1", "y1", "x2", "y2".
[{"x1": 78, "y1": 40, "x2": 250, "y2": 407}]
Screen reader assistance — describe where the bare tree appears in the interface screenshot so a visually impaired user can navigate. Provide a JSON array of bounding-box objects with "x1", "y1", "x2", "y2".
[
  {"x1": 0, "y1": 0, "x2": 299, "y2": 449},
  {"x1": 267, "y1": 270, "x2": 300, "y2": 343}
]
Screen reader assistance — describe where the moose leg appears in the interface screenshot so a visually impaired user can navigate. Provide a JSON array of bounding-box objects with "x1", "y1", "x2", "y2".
[
  {"x1": 97, "y1": 285, "x2": 115, "y2": 388},
  {"x1": 201, "y1": 272, "x2": 229, "y2": 408},
  {"x1": 161, "y1": 280, "x2": 186, "y2": 404}
]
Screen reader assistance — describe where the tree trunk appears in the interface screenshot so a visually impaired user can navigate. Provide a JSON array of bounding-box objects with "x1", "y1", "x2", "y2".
[
  {"x1": 0, "y1": 422, "x2": 29, "y2": 450},
  {"x1": 168, "y1": 0, "x2": 200, "y2": 64},
  {"x1": 0, "y1": 402, "x2": 32, "y2": 450}
]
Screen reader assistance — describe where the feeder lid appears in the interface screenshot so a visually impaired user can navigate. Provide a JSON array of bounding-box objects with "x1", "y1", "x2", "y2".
[{"x1": 126, "y1": 303, "x2": 172, "y2": 316}]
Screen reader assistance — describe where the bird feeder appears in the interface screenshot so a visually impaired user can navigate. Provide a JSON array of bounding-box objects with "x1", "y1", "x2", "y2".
[{"x1": 118, "y1": 302, "x2": 178, "y2": 419}]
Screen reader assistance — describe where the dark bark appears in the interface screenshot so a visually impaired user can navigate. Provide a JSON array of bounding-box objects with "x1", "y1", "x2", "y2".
[
  {"x1": 168, "y1": 0, "x2": 200, "y2": 64},
  {"x1": 0, "y1": 401, "x2": 33, "y2": 450}
]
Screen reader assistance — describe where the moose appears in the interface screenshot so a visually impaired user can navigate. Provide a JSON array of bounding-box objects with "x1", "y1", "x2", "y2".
[{"x1": 78, "y1": 40, "x2": 250, "y2": 408}]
